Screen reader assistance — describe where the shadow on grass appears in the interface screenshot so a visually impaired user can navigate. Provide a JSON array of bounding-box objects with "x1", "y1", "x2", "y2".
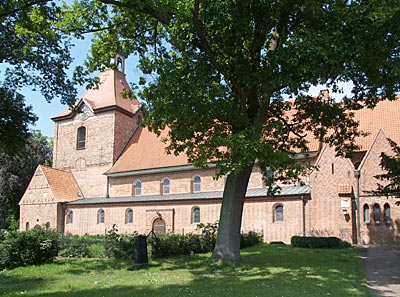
[{"x1": 0, "y1": 245, "x2": 370, "y2": 297}]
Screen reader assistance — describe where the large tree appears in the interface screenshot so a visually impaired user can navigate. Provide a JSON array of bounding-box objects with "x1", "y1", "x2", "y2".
[
  {"x1": 0, "y1": 0, "x2": 76, "y2": 155},
  {"x1": 64, "y1": 0, "x2": 400, "y2": 262},
  {"x1": 0, "y1": 131, "x2": 52, "y2": 229}
]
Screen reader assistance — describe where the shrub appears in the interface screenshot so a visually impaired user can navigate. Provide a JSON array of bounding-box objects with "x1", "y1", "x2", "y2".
[
  {"x1": 105, "y1": 225, "x2": 137, "y2": 260},
  {"x1": 291, "y1": 236, "x2": 352, "y2": 249},
  {"x1": 60, "y1": 234, "x2": 105, "y2": 258},
  {"x1": 149, "y1": 233, "x2": 216, "y2": 259},
  {"x1": 0, "y1": 228, "x2": 60, "y2": 270},
  {"x1": 240, "y1": 231, "x2": 263, "y2": 248}
]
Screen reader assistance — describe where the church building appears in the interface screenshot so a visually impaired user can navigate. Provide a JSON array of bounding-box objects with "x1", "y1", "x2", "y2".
[{"x1": 19, "y1": 56, "x2": 400, "y2": 244}]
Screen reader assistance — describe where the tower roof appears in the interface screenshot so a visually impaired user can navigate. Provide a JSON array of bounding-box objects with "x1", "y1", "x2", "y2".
[{"x1": 52, "y1": 69, "x2": 140, "y2": 121}]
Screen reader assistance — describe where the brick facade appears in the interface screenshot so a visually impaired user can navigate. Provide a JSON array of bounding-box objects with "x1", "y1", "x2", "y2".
[{"x1": 19, "y1": 66, "x2": 400, "y2": 245}]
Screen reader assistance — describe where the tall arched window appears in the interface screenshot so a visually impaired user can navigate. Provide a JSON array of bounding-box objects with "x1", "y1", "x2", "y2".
[
  {"x1": 126, "y1": 209, "x2": 133, "y2": 224},
  {"x1": 363, "y1": 204, "x2": 370, "y2": 224},
  {"x1": 161, "y1": 178, "x2": 170, "y2": 194},
  {"x1": 97, "y1": 209, "x2": 105, "y2": 224},
  {"x1": 384, "y1": 203, "x2": 391, "y2": 224},
  {"x1": 26, "y1": 222, "x2": 30, "y2": 231},
  {"x1": 67, "y1": 210, "x2": 73, "y2": 224},
  {"x1": 192, "y1": 175, "x2": 201, "y2": 193},
  {"x1": 192, "y1": 207, "x2": 200, "y2": 223},
  {"x1": 373, "y1": 203, "x2": 381, "y2": 224},
  {"x1": 132, "y1": 180, "x2": 142, "y2": 196},
  {"x1": 76, "y1": 126, "x2": 86, "y2": 149},
  {"x1": 274, "y1": 205, "x2": 284, "y2": 222},
  {"x1": 45, "y1": 222, "x2": 50, "y2": 230}
]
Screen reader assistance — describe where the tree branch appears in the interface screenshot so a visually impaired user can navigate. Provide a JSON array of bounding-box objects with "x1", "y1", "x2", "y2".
[
  {"x1": 193, "y1": 0, "x2": 246, "y2": 112},
  {"x1": 98, "y1": 0, "x2": 171, "y2": 25},
  {"x1": 0, "y1": 0, "x2": 50, "y2": 18}
]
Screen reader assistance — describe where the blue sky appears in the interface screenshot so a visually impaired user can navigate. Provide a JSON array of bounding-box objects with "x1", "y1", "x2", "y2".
[{"x1": 19, "y1": 36, "x2": 142, "y2": 137}]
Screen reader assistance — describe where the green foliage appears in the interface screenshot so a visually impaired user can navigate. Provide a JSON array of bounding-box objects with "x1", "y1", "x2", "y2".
[
  {"x1": 60, "y1": 234, "x2": 106, "y2": 258},
  {"x1": 240, "y1": 231, "x2": 263, "y2": 248},
  {"x1": 105, "y1": 224, "x2": 137, "y2": 260},
  {"x1": 0, "y1": 131, "x2": 52, "y2": 228},
  {"x1": 65, "y1": 0, "x2": 400, "y2": 262},
  {"x1": 371, "y1": 139, "x2": 400, "y2": 205},
  {"x1": 149, "y1": 233, "x2": 215, "y2": 259},
  {"x1": 0, "y1": 228, "x2": 60, "y2": 270},
  {"x1": 291, "y1": 236, "x2": 352, "y2": 249},
  {"x1": 149, "y1": 230, "x2": 261, "y2": 259}
]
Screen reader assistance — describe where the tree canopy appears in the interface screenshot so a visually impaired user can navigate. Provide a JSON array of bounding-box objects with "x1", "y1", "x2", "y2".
[
  {"x1": 0, "y1": 131, "x2": 52, "y2": 229},
  {"x1": 0, "y1": 0, "x2": 76, "y2": 154},
  {"x1": 372, "y1": 139, "x2": 400, "y2": 205},
  {"x1": 64, "y1": 0, "x2": 400, "y2": 262}
]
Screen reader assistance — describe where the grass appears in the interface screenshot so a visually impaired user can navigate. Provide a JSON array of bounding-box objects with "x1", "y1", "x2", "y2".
[{"x1": 0, "y1": 244, "x2": 370, "y2": 297}]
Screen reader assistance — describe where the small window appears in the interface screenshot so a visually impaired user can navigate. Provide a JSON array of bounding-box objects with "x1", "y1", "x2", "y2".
[
  {"x1": 126, "y1": 209, "x2": 133, "y2": 224},
  {"x1": 26, "y1": 222, "x2": 30, "y2": 231},
  {"x1": 67, "y1": 211, "x2": 73, "y2": 224},
  {"x1": 132, "y1": 180, "x2": 142, "y2": 196},
  {"x1": 192, "y1": 207, "x2": 200, "y2": 223},
  {"x1": 384, "y1": 203, "x2": 391, "y2": 224},
  {"x1": 76, "y1": 126, "x2": 86, "y2": 149},
  {"x1": 97, "y1": 209, "x2": 105, "y2": 224},
  {"x1": 274, "y1": 205, "x2": 284, "y2": 222},
  {"x1": 45, "y1": 222, "x2": 50, "y2": 230},
  {"x1": 161, "y1": 178, "x2": 170, "y2": 194},
  {"x1": 363, "y1": 204, "x2": 370, "y2": 224},
  {"x1": 192, "y1": 175, "x2": 201, "y2": 193},
  {"x1": 373, "y1": 203, "x2": 381, "y2": 224},
  {"x1": 43, "y1": 192, "x2": 48, "y2": 198}
]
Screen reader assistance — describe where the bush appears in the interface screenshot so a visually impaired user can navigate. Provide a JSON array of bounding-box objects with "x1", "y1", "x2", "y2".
[
  {"x1": 240, "y1": 231, "x2": 263, "y2": 248},
  {"x1": 105, "y1": 225, "x2": 137, "y2": 260},
  {"x1": 291, "y1": 236, "x2": 352, "y2": 249},
  {"x1": 60, "y1": 234, "x2": 105, "y2": 258},
  {"x1": 149, "y1": 233, "x2": 216, "y2": 259},
  {"x1": 0, "y1": 228, "x2": 60, "y2": 270}
]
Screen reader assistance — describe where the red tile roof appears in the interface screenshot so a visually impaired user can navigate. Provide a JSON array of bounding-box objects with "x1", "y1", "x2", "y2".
[
  {"x1": 108, "y1": 97, "x2": 400, "y2": 174},
  {"x1": 107, "y1": 126, "x2": 189, "y2": 174},
  {"x1": 52, "y1": 69, "x2": 140, "y2": 120},
  {"x1": 40, "y1": 165, "x2": 83, "y2": 201}
]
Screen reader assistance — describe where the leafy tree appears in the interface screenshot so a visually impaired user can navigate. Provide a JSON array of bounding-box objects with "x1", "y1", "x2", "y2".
[
  {"x1": 63, "y1": 0, "x2": 399, "y2": 262},
  {"x1": 372, "y1": 139, "x2": 400, "y2": 205},
  {"x1": 0, "y1": 131, "x2": 52, "y2": 229},
  {"x1": 0, "y1": 0, "x2": 76, "y2": 155}
]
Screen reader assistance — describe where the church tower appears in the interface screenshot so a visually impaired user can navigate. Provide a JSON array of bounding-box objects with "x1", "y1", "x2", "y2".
[{"x1": 51, "y1": 55, "x2": 141, "y2": 198}]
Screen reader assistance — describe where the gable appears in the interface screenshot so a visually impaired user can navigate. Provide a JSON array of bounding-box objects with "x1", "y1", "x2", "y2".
[{"x1": 358, "y1": 129, "x2": 393, "y2": 194}]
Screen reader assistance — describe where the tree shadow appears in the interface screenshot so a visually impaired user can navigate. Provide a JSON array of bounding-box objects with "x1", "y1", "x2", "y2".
[{"x1": 1, "y1": 245, "x2": 370, "y2": 297}]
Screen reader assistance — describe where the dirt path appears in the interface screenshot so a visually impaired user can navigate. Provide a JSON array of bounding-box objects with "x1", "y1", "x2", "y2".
[{"x1": 358, "y1": 244, "x2": 400, "y2": 297}]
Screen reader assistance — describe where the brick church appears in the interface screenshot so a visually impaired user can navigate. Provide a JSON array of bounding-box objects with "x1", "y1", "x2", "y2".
[{"x1": 19, "y1": 55, "x2": 400, "y2": 244}]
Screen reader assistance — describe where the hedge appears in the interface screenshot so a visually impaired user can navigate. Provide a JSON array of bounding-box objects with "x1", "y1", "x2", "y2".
[
  {"x1": 0, "y1": 228, "x2": 60, "y2": 270},
  {"x1": 291, "y1": 236, "x2": 352, "y2": 249}
]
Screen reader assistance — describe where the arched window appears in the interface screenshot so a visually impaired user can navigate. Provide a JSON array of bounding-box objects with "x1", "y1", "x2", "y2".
[
  {"x1": 26, "y1": 222, "x2": 30, "y2": 231},
  {"x1": 373, "y1": 204, "x2": 381, "y2": 224},
  {"x1": 363, "y1": 204, "x2": 370, "y2": 224},
  {"x1": 45, "y1": 222, "x2": 50, "y2": 230},
  {"x1": 161, "y1": 178, "x2": 170, "y2": 194},
  {"x1": 67, "y1": 210, "x2": 73, "y2": 224},
  {"x1": 192, "y1": 207, "x2": 200, "y2": 223},
  {"x1": 76, "y1": 126, "x2": 86, "y2": 149},
  {"x1": 132, "y1": 180, "x2": 142, "y2": 196},
  {"x1": 384, "y1": 203, "x2": 391, "y2": 224},
  {"x1": 97, "y1": 209, "x2": 105, "y2": 224},
  {"x1": 192, "y1": 175, "x2": 201, "y2": 193},
  {"x1": 126, "y1": 209, "x2": 133, "y2": 224},
  {"x1": 274, "y1": 205, "x2": 284, "y2": 222}
]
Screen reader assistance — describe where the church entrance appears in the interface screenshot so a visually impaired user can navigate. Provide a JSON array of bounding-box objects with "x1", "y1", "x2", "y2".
[{"x1": 152, "y1": 218, "x2": 166, "y2": 234}]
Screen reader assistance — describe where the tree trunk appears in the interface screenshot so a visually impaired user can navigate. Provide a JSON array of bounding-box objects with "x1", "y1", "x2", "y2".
[{"x1": 212, "y1": 163, "x2": 254, "y2": 263}]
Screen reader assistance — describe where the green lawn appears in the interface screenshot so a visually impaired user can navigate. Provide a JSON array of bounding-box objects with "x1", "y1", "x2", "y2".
[{"x1": 0, "y1": 244, "x2": 370, "y2": 297}]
